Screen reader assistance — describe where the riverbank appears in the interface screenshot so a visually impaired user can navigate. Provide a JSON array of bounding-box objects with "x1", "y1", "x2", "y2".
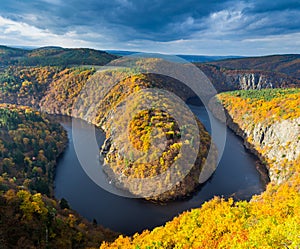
[
  {"x1": 54, "y1": 107, "x2": 264, "y2": 234},
  {"x1": 217, "y1": 89, "x2": 300, "y2": 185},
  {"x1": 208, "y1": 99, "x2": 271, "y2": 185},
  {"x1": 42, "y1": 71, "x2": 218, "y2": 201}
]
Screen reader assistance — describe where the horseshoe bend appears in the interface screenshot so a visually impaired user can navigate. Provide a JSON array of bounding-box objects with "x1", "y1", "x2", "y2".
[{"x1": 0, "y1": 45, "x2": 299, "y2": 248}]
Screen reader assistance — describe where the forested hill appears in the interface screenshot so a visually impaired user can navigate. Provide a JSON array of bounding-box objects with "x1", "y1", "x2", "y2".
[
  {"x1": 193, "y1": 54, "x2": 300, "y2": 92},
  {"x1": 208, "y1": 54, "x2": 300, "y2": 79},
  {"x1": 0, "y1": 49, "x2": 300, "y2": 248},
  {"x1": 0, "y1": 46, "x2": 118, "y2": 66}
]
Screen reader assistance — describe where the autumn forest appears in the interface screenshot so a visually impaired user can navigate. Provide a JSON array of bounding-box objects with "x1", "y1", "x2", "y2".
[{"x1": 0, "y1": 45, "x2": 300, "y2": 249}]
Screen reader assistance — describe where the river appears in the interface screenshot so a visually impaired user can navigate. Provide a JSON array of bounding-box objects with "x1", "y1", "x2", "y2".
[{"x1": 54, "y1": 105, "x2": 266, "y2": 234}]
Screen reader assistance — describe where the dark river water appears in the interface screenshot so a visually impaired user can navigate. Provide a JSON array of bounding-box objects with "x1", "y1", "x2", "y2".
[{"x1": 54, "y1": 105, "x2": 266, "y2": 235}]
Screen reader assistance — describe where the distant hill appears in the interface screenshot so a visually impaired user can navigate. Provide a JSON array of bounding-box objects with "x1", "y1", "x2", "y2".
[
  {"x1": 182, "y1": 54, "x2": 300, "y2": 92},
  {"x1": 106, "y1": 50, "x2": 243, "y2": 62},
  {"x1": 0, "y1": 46, "x2": 118, "y2": 66},
  {"x1": 209, "y1": 54, "x2": 300, "y2": 79},
  {"x1": 177, "y1": 54, "x2": 244, "y2": 63},
  {"x1": 195, "y1": 63, "x2": 300, "y2": 92},
  {"x1": 105, "y1": 50, "x2": 138, "y2": 56},
  {"x1": 1, "y1": 46, "x2": 300, "y2": 91}
]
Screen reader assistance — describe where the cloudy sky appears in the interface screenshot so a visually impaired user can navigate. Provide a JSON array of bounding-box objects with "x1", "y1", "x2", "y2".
[{"x1": 0, "y1": 0, "x2": 300, "y2": 55}]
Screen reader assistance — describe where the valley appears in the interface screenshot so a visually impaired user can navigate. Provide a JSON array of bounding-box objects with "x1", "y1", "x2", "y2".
[{"x1": 0, "y1": 46, "x2": 299, "y2": 248}]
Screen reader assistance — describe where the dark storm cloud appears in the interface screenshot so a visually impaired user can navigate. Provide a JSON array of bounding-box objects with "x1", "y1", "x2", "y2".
[
  {"x1": 239, "y1": 0, "x2": 300, "y2": 36},
  {"x1": 0, "y1": 0, "x2": 300, "y2": 54},
  {"x1": 247, "y1": 0, "x2": 300, "y2": 13},
  {"x1": 0, "y1": 0, "x2": 230, "y2": 41}
]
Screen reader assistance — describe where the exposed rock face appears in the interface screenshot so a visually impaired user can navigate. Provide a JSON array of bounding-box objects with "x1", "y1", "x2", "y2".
[
  {"x1": 223, "y1": 110, "x2": 300, "y2": 185},
  {"x1": 227, "y1": 73, "x2": 273, "y2": 89},
  {"x1": 248, "y1": 118, "x2": 300, "y2": 183},
  {"x1": 209, "y1": 54, "x2": 300, "y2": 80},
  {"x1": 224, "y1": 72, "x2": 294, "y2": 90},
  {"x1": 196, "y1": 64, "x2": 300, "y2": 92}
]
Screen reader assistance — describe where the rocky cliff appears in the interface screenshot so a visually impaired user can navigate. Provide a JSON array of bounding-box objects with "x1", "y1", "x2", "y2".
[
  {"x1": 209, "y1": 54, "x2": 300, "y2": 80},
  {"x1": 224, "y1": 110, "x2": 300, "y2": 184},
  {"x1": 224, "y1": 71, "x2": 298, "y2": 90},
  {"x1": 196, "y1": 64, "x2": 300, "y2": 92},
  {"x1": 215, "y1": 90, "x2": 300, "y2": 185}
]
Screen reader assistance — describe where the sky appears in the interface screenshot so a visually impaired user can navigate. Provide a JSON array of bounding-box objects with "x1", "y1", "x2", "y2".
[{"x1": 0, "y1": 0, "x2": 300, "y2": 55}]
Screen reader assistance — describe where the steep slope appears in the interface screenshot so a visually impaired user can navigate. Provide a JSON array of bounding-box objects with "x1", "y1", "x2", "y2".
[
  {"x1": 209, "y1": 54, "x2": 300, "y2": 79},
  {"x1": 0, "y1": 66, "x2": 61, "y2": 107},
  {"x1": 196, "y1": 64, "x2": 300, "y2": 92},
  {"x1": 0, "y1": 66, "x2": 98, "y2": 111},
  {"x1": 39, "y1": 67, "x2": 96, "y2": 115},
  {"x1": 217, "y1": 89, "x2": 300, "y2": 184}
]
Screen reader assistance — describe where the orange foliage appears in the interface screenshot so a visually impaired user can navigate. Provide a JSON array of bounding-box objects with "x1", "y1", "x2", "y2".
[{"x1": 100, "y1": 89, "x2": 300, "y2": 249}]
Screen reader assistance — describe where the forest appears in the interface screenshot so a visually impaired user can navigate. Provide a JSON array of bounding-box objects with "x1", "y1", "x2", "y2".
[
  {"x1": 0, "y1": 47, "x2": 299, "y2": 248},
  {"x1": 0, "y1": 105, "x2": 117, "y2": 248},
  {"x1": 0, "y1": 46, "x2": 118, "y2": 67},
  {"x1": 0, "y1": 61, "x2": 214, "y2": 245},
  {"x1": 96, "y1": 77, "x2": 215, "y2": 201},
  {"x1": 0, "y1": 104, "x2": 67, "y2": 195}
]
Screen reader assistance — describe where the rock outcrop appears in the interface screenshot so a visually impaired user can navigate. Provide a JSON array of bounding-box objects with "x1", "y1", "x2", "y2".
[
  {"x1": 196, "y1": 64, "x2": 300, "y2": 92},
  {"x1": 224, "y1": 71, "x2": 297, "y2": 90},
  {"x1": 224, "y1": 110, "x2": 300, "y2": 184},
  {"x1": 211, "y1": 92, "x2": 300, "y2": 185}
]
